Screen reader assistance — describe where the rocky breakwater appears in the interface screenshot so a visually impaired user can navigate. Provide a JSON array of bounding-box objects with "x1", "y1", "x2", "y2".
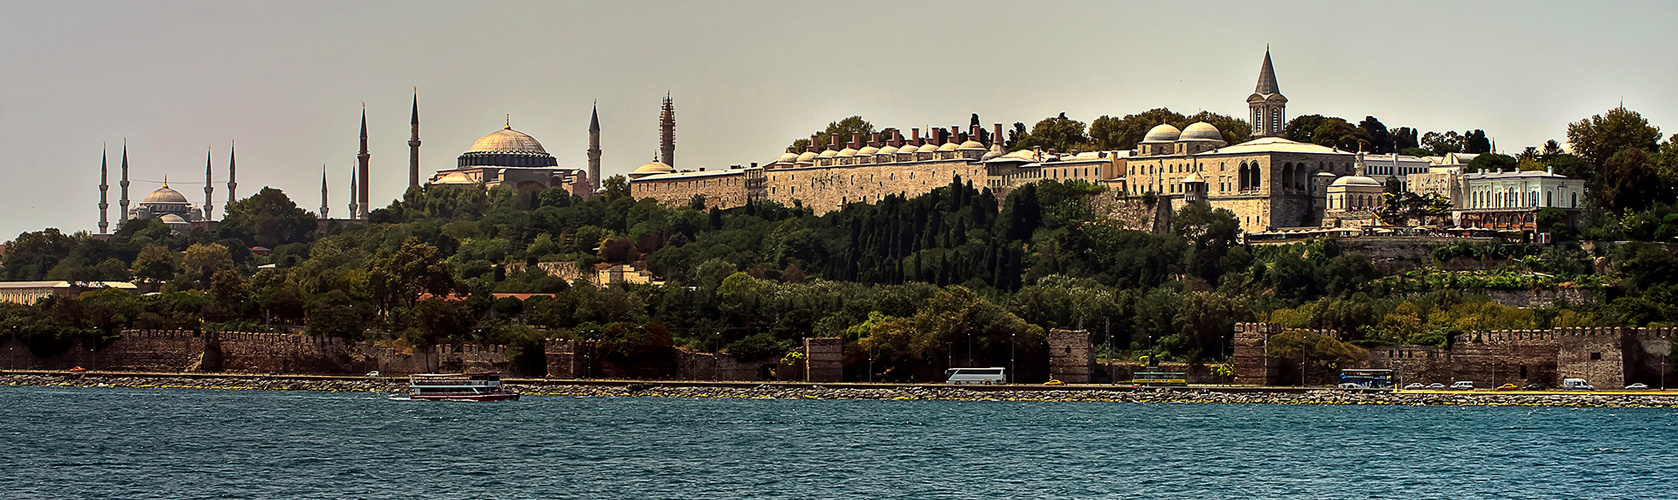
[
  {"x1": 1, "y1": 373, "x2": 407, "y2": 393},
  {"x1": 521, "y1": 384, "x2": 1678, "y2": 408},
  {"x1": 8, "y1": 374, "x2": 1678, "y2": 407}
]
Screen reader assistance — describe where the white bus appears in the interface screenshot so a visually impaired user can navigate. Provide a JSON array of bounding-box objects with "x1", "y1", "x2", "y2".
[{"x1": 945, "y1": 367, "x2": 1007, "y2": 385}]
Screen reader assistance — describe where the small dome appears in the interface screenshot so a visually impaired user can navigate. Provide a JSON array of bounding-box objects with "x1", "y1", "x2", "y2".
[
  {"x1": 797, "y1": 151, "x2": 818, "y2": 162},
  {"x1": 936, "y1": 142, "x2": 958, "y2": 151},
  {"x1": 819, "y1": 149, "x2": 838, "y2": 158},
  {"x1": 468, "y1": 127, "x2": 548, "y2": 154},
  {"x1": 1330, "y1": 175, "x2": 1383, "y2": 187},
  {"x1": 878, "y1": 145, "x2": 899, "y2": 155},
  {"x1": 632, "y1": 160, "x2": 674, "y2": 175},
  {"x1": 777, "y1": 152, "x2": 800, "y2": 164},
  {"x1": 898, "y1": 144, "x2": 920, "y2": 154},
  {"x1": 159, "y1": 213, "x2": 187, "y2": 224},
  {"x1": 1179, "y1": 122, "x2": 1224, "y2": 142},
  {"x1": 1143, "y1": 123, "x2": 1182, "y2": 142},
  {"x1": 837, "y1": 147, "x2": 858, "y2": 157},
  {"x1": 858, "y1": 146, "x2": 880, "y2": 156},
  {"x1": 142, "y1": 185, "x2": 190, "y2": 205},
  {"x1": 959, "y1": 140, "x2": 985, "y2": 150}
]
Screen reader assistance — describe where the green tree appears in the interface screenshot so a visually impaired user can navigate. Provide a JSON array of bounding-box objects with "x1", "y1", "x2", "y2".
[
  {"x1": 1359, "y1": 116, "x2": 1393, "y2": 154},
  {"x1": 601, "y1": 175, "x2": 630, "y2": 202},
  {"x1": 790, "y1": 115, "x2": 875, "y2": 153},
  {"x1": 369, "y1": 237, "x2": 458, "y2": 316},
  {"x1": 181, "y1": 243, "x2": 233, "y2": 283},
  {"x1": 220, "y1": 187, "x2": 316, "y2": 248},
  {"x1": 132, "y1": 244, "x2": 177, "y2": 283},
  {"x1": 1600, "y1": 148, "x2": 1660, "y2": 212},
  {"x1": 1016, "y1": 113, "x2": 1088, "y2": 153},
  {"x1": 1566, "y1": 106, "x2": 1662, "y2": 169}
]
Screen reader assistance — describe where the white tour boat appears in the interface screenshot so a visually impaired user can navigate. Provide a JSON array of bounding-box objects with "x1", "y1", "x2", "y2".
[{"x1": 397, "y1": 372, "x2": 520, "y2": 402}]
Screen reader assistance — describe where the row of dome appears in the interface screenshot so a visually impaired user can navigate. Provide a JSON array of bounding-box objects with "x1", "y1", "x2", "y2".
[
  {"x1": 1142, "y1": 121, "x2": 1226, "y2": 143},
  {"x1": 774, "y1": 138, "x2": 993, "y2": 164}
]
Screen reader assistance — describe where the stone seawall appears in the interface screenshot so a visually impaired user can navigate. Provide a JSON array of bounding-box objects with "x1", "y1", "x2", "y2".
[
  {"x1": 9, "y1": 373, "x2": 1678, "y2": 408},
  {"x1": 0, "y1": 330, "x2": 514, "y2": 376}
]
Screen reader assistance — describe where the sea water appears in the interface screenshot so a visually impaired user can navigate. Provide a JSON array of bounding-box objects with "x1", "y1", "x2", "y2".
[{"x1": 1, "y1": 385, "x2": 1673, "y2": 499}]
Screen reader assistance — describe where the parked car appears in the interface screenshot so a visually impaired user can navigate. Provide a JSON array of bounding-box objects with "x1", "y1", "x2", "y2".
[
  {"x1": 1625, "y1": 383, "x2": 1649, "y2": 390},
  {"x1": 1403, "y1": 383, "x2": 1424, "y2": 390},
  {"x1": 1522, "y1": 383, "x2": 1547, "y2": 391},
  {"x1": 1562, "y1": 378, "x2": 1594, "y2": 391},
  {"x1": 1449, "y1": 381, "x2": 1474, "y2": 390},
  {"x1": 1495, "y1": 383, "x2": 1518, "y2": 391},
  {"x1": 1043, "y1": 379, "x2": 1064, "y2": 386},
  {"x1": 1426, "y1": 383, "x2": 1445, "y2": 389},
  {"x1": 366, "y1": 371, "x2": 381, "y2": 377}
]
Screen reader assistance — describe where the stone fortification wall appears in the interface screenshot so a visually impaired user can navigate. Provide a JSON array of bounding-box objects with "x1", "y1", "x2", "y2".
[
  {"x1": 1232, "y1": 323, "x2": 1280, "y2": 385},
  {"x1": 1, "y1": 330, "x2": 513, "y2": 376},
  {"x1": 1047, "y1": 329, "x2": 1094, "y2": 383},
  {"x1": 764, "y1": 159, "x2": 985, "y2": 215},
  {"x1": 804, "y1": 338, "x2": 843, "y2": 383},
  {"x1": 1241, "y1": 323, "x2": 1674, "y2": 388},
  {"x1": 1089, "y1": 195, "x2": 1161, "y2": 232},
  {"x1": 1485, "y1": 287, "x2": 1601, "y2": 308}
]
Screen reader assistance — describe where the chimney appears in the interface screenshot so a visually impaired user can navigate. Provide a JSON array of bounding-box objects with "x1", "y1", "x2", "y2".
[
  {"x1": 993, "y1": 123, "x2": 1003, "y2": 145},
  {"x1": 808, "y1": 135, "x2": 819, "y2": 153},
  {"x1": 970, "y1": 123, "x2": 980, "y2": 139},
  {"x1": 952, "y1": 126, "x2": 962, "y2": 141},
  {"x1": 869, "y1": 132, "x2": 880, "y2": 148},
  {"x1": 830, "y1": 135, "x2": 840, "y2": 150},
  {"x1": 911, "y1": 128, "x2": 921, "y2": 145},
  {"x1": 893, "y1": 130, "x2": 903, "y2": 147},
  {"x1": 851, "y1": 133, "x2": 860, "y2": 149}
]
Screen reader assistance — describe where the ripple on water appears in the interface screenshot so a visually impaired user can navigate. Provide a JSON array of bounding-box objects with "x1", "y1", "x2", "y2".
[{"x1": 0, "y1": 386, "x2": 1673, "y2": 498}]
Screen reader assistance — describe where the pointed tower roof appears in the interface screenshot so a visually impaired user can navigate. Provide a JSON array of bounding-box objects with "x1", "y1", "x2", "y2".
[
  {"x1": 589, "y1": 101, "x2": 600, "y2": 132},
  {"x1": 1255, "y1": 48, "x2": 1280, "y2": 95},
  {"x1": 411, "y1": 90, "x2": 419, "y2": 125},
  {"x1": 360, "y1": 106, "x2": 368, "y2": 137}
]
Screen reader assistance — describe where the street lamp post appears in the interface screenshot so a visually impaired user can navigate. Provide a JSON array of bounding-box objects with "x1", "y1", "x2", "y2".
[
  {"x1": 945, "y1": 342, "x2": 953, "y2": 372},
  {"x1": 967, "y1": 332, "x2": 973, "y2": 368},
  {"x1": 1009, "y1": 332, "x2": 1016, "y2": 384}
]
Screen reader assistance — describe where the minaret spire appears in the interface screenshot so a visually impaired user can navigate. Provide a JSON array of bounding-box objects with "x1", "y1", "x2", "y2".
[
  {"x1": 99, "y1": 145, "x2": 110, "y2": 234},
  {"x1": 348, "y1": 162, "x2": 359, "y2": 219},
  {"x1": 226, "y1": 140, "x2": 236, "y2": 212},
  {"x1": 320, "y1": 165, "x2": 330, "y2": 219},
  {"x1": 409, "y1": 88, "x2": 421, "y2": 191},
  {"x1": 118, "y1": 140, "x2": 131, "y2": 229},
  {"x1": 587, "y1": 100, "x2": 601, "y2": 193},
  {"x1": 357, "y1": 104, "x2": 370, "y2": 219},
  {"x1": 659, "y1": 92, "x2": 675, "y2": 168},
  {"x1": 204, "y1": 146, "x2": 214, "y2": 220}
]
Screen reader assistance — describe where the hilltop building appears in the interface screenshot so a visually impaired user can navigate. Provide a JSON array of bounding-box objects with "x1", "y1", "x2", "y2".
[{"x1": 427, "y1": 116, "x2": 593, "y2": 198}]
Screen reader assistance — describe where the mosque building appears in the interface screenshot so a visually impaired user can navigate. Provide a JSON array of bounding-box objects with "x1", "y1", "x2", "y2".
[{"x1": 101, "y1": 141, "x2": 228, "y2": 234}]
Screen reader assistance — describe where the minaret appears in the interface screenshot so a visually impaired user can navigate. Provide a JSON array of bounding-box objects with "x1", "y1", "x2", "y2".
[
  {"x1": 659, "y1": 93, "x2": 675, "y2": 168},
  {"x1": 348, "y1": 162, "x2": 359, "y2": 219},
  {"x1": 357, "y1": 105, "x2": 370, "y2": 219},
  {"x1": 226, "y1": 140, "x2": 236, "y2": 212},
  {"x1": 408, "y1": 89, "x2": 421, "y2": 191},
  {"x1": 320, "y1": 165, "x2": 330, "y2": 219},
  {"x1": 119, "y1": 140, "x2": 131, "y2": 229},
  {"x1": 1247, "y1": 47, "x2": 1288, "y2": 137},
  {"x1": 203, "y1": 146, "x2": 214, "y2": 220},
  {"x1": 587, "y1": 101, "x2": 601, "y2": 192},
  {"x1": 98, "y1": 146, "x2": 109, "y2": 234}
]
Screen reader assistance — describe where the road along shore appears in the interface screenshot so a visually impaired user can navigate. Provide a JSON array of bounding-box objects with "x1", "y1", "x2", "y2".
[{"x1": 5, "y1": 372, "x2": 1677, "y2": 407}]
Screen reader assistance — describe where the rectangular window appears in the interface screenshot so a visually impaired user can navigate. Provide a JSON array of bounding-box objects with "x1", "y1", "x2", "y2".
[{"x1": 1590, "y1": 352, "x2": 1602, "y2": 360}]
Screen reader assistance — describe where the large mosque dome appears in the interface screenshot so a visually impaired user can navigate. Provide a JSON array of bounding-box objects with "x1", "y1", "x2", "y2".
[
  {"x1": 469, "y1": 127, "x2": 548, "y2": 154},
  {"x1": 458, "y1": 123, "x2": 559, "y2": 168},
  {"x1": 1179, "y1": 122, "x2": 1225, "y2": 142},
  {"x1": 141, "y1": 184, "x2": 190, "y2": 205}
]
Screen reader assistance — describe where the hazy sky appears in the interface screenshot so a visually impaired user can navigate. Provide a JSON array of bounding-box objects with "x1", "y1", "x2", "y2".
[{"x1": 3, "y1": 0, "x2": 1675, "y2": 240}]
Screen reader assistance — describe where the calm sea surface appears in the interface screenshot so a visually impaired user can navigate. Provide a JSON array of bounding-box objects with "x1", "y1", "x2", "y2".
[{"x1": 1, "y1": 385, "x2": 1673, "y2": 499}]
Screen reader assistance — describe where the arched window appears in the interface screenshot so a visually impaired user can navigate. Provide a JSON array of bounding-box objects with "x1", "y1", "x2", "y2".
[
  {"x1": 1571, "y1": 192, "x2": 1578, "y2": 208},
  {"x1": 1253, "y1": 165, "x2": 1262, "y2": 190}
]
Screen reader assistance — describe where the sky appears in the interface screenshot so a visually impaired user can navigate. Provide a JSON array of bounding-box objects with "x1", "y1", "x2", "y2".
[{"x1": 2, "y1": 0, "x2": 1675, "y2": 240}]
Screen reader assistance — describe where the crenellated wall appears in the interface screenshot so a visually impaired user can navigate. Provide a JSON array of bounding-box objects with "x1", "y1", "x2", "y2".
[
  {"x1": 1234, "y1": 322, "x2": 1675, "y2": 387},
  {"x1": 1, "y1": 330, "x2": 513, "y2": 376}
]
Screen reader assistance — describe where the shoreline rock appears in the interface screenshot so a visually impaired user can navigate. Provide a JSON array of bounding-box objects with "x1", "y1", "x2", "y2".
[{"x1": 5, "y1": 374, "x2": 1676, "y2": 407}]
